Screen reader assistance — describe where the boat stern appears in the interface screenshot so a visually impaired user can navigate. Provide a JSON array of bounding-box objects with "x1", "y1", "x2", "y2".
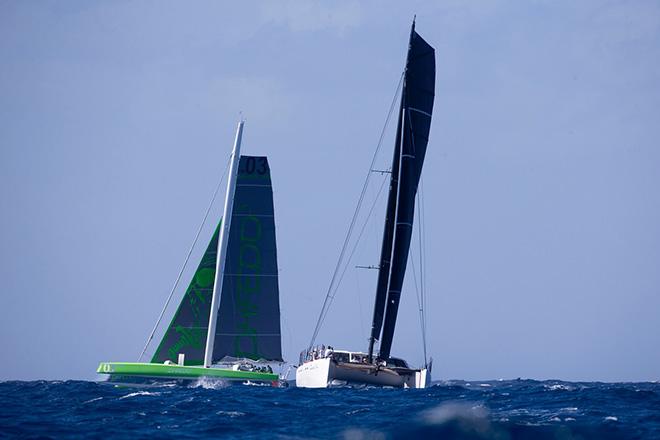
[
  {"x1": 295, "y1": 358, "x2": 332, "y2": 388},
  {"x1": 401, "y1": 367, "x2": 431, "y2": 389}
]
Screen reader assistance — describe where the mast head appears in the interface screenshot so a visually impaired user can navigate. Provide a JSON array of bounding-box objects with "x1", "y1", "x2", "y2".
[{"x1": 408, "y1": 16, "x2": 417, "y2": 52}]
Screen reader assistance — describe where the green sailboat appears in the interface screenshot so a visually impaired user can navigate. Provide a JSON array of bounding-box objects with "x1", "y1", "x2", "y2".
[{"x1": 97, "y1": 121, "x2": 284, "y2": 386}]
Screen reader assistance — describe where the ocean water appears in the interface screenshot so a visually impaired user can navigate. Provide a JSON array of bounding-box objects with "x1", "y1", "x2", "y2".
[{"x1": 1, "y1": 379, "x2": 659, "y2": 439}]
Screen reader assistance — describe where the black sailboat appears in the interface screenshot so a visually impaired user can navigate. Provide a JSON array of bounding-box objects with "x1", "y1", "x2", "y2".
[{"x1": 296, "y1": 21, "x2": 435, "y2": 388}]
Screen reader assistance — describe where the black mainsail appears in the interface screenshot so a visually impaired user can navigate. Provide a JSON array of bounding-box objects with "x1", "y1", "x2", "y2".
[
  {"x1": 152, "y1": 155, "x2": 282, "y2": 364},
  {"x1": 212, "y1": 156, "x2": 282, "y2": 362},
  {"x1": 368, "y1": 22, "x2": 435, "y2": 361}
]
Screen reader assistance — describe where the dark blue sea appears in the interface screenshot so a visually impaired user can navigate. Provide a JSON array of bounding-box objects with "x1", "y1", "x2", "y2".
[{"x1": 1, "y1": 380, "x2": 659, "y2": 439}]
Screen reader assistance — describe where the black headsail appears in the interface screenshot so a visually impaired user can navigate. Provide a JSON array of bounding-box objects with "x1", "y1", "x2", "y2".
[
  {"x1": 152, "y1": 155, "x2": 282, "y2": 365},
  {"x1": 368, "y1": 22, "x2": 435, "y2": 361}
]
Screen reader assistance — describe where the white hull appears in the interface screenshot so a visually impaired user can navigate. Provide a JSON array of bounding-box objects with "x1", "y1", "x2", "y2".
[{"x1": 296, "y1": 358, "x2": 430, "y2": 389}]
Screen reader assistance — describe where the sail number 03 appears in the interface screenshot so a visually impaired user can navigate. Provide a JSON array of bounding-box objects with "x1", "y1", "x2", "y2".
[{"x1": 244, "y1": 157, "x2": 268, "y2": 175}]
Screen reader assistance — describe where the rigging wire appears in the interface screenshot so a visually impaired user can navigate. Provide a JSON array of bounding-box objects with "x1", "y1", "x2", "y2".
[
  {"x1": 314, "y1": 173, "x2": 389, "y2": 340},
  {"x1": 402, "y1": 96, "x2": 428, "y2": 367},
  {"x1": 416, "y1": 182, "x2": 428, "y2": 366},
  {"x1": 408, "y1": 181, "x2": 428, "y2": 366},
  {"x1": 138, "y1": 154, "x2": 232, "y2": 362},
  {"x1": 354, "y1": 269, "x2": 366, "y2": 341},
  {"x1": 307, "y1": 72, "x2": 404, "y2": 350},
  {"x1": 408, "y1": 230, "x2": 425, "y2": 365},
  {"x1": 419, "y1": 178, "x2": 428, "y2": 366}
]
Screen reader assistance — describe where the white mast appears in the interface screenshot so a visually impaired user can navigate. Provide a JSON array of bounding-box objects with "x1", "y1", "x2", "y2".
[{"x1": 204, "y1": 120, "x2": 244, "y2": 367}]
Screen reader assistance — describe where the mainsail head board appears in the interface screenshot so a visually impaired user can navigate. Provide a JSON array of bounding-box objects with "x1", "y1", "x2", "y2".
[
  {"x1": 151, "y1": 155, "x2": 282, "y2": 365},
  {"x1": 369, "y1": 22, "x2": 435, "y2": 361}
]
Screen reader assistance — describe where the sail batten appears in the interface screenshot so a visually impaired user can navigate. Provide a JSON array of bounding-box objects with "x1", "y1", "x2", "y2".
[{"x1": 369, "y1": 24, "x2": 435, "y2": 361}]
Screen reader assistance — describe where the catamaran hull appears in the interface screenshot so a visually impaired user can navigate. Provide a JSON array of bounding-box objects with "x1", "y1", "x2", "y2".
[
  {"x1": 295, "y1": 358, "x2": 430, "y2": 388},
  {"x1": 97, "y1": 362, "x2": 281, "y2": 386}
]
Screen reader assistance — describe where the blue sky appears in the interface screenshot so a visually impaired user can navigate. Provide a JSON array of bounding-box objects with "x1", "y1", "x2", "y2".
[{"x1": 1, "y1": 0, "x2": 659, "y2": 382}]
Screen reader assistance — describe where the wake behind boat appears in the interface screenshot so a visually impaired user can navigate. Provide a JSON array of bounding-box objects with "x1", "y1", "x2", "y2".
[
  {"x1": 296, "y1": 20, "x2": 435, "y2": 389},
  {"x1": 98, "y1": 121, "x2": 286, "y2": 386}
]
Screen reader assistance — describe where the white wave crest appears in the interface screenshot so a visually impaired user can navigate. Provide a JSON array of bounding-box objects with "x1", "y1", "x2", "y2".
[
  {"x1": 119, "y1": 391, "x2": 161, "y2": 399},
  {"x1": 216, "y1": 410, "x2": 245, "y2": 418},
  {"x1": 190, "y1": 377, "x2": 229, "y2": 389},
  {"x1": 242, "y1": 380, "x2": 270, "y2": 387}
]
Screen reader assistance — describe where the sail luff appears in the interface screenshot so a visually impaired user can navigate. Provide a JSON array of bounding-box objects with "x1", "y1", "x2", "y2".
[
  {"x1": 378, "y1": 108, "x2": 416, "y2": 360},
  {"x1": 203, "y1": 120, "x2": 244, "y2": 367},
  {"x1": 367, "y1": 94, "x2": 405, "y2": 362}
]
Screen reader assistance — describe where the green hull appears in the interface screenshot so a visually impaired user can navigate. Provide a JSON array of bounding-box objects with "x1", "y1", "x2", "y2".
[{"x1": 97, "y1": 362, "x2": 278, "y2": 383}]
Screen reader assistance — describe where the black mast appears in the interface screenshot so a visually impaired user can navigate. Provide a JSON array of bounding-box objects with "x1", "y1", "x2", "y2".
[{"x1": 367, "y1": 20, "x2": 435, "y2": 362}]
